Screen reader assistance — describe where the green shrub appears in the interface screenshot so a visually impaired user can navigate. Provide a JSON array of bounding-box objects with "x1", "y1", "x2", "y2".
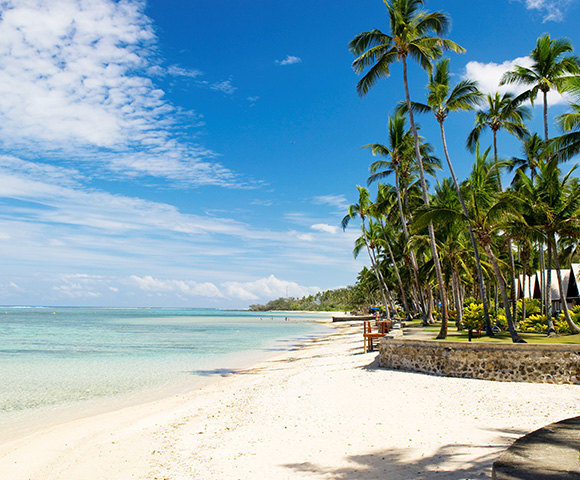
[
  {"x1": 555, "y1": 314, "x2": 572, "y2": 334},
  {"x1": 516, "y1": 298, "x2": 541, "y2": 320},
  {"x1": 462, "y1": 302, "x2": 483, "y2": 332},
  {"x1": 519, "y1": 313, "x2": 547, "y2": 333}
]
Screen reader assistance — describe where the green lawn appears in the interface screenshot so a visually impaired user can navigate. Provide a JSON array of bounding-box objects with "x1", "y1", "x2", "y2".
[{"x1": 408, "y1": 322, "x2": 580, "y2": 344}]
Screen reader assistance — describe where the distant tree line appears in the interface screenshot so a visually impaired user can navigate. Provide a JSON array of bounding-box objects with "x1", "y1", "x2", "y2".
[{"x1": 248, "y1": 286, "x2": 371, "y2": 312}]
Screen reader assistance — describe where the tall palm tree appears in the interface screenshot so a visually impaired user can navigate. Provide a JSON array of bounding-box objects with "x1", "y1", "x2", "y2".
[
  {"x1": 349, "y1": 0, "x2": 465, "y2": 337},
  {"x1": 500, "y1": 34, "x2": 580, "y2": 142},
  {"x1": 512, "y1": 159, "x2": 580, "y2": 334},
  {"x1": 365, "y1": 113, "x2": 439, "y2": 322},
  {"x1": 466, "y1": 92, "x2": 531, "y2": 165},
  {"x1": 400, "y1": 59, "x2": 495, "y2": 335},
  {"x1": 342, "y1": 186, "x2": 390, "y2": 312},
  {"x1": 467, "y1": 92, "x2": 531, "y2": 323},
  {"x1": 372, "y1": 184, "x2": 413, "y2": 319},
  {"x1": 416, "y1": 147, "x2": 526, "y2": 342}
]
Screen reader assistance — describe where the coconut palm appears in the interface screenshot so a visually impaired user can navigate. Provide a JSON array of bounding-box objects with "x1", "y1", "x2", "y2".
[
  {"x1": 341, "y1": 186, "x2": 390, "y2": 312},
  {"x1": 512, "y1": 159, "x2": 580, "y2": 334},
  {"x1": 415, "y1": 147, "x2": 526, "y2": 342},
  {"x1": 500, "y1": 34, "x2": 580, "y2": 142},
  {"x1": 551, "y1": 77, "x2": 580, "y2": 160},
  {"x1": 400, "y1": 59, "x2": 495, "y2": 334},
  {"x1": 349, "y1": 0, "x2": 465, "y2": 337},
  {"x1": 466, "y1": 92, "x2": 531, "y2": 165},
  {"x1": 508, "y1": 133, "x2": 545, "y2": 184},
  {"x1": 467, "y1": 92, "x2": 531, "y2": 323},
  {"x1": 364, "y1": 113, "x2": 440, "y2": 322}
]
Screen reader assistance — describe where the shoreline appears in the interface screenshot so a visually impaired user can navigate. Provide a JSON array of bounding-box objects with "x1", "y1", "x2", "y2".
[{"x1": 2, "y1": 322, "x2": 580, "y2": 479}]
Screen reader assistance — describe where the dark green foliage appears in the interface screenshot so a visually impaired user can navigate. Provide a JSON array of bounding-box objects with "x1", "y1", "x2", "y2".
[{"x1": 249, "y1": 286, "x2": 365, "y2": 312}]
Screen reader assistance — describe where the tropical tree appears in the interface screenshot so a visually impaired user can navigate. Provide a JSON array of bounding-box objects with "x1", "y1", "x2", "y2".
[
  {"x1": 500, "y1": 34, "x2": 580, "y2": 142},
  {"x1": 349, "y1": 0, "x2": 465, "y2": 337},
  {"x1": 415, "y1": 147, "x2": 526, "y2": 342},
  {"x1": 342, "y1": 186, "x2": 390, "y2": 313},
  {"x1": 364, "y1": 113, "x2": 440, "y2": 322},
  {"x1": 511, "y1": 159, "x2": 580, "y2": 334},
  {"x1": 466, "y1": 92, "x2": 531, "y2": 165},
  {"x1": 508, "y1": 133, "x2": 545, "y2": 183},
  {"x1": 400, "y1": 59, "x2": 495, "y2": 334},
  {"x1": 467, "y1": 92, "x2": 531, "y2": 322}
]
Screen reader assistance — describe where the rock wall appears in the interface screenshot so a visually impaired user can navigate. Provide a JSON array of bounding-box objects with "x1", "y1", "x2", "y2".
[{"x1": 378, "y1": 338, "x2": 580, "y2": 384}]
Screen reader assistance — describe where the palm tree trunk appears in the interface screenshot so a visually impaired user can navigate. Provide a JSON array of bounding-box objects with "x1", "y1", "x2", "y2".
[
  {"x1": 402, "y1": 56, "x2": 449, "y2": 338},
  {"x1": 546, "y1": 240, "x2": 556, "y2": 335},
  {"x1": 379, "y1": 219, "x2": 412, "y2": 320},
  {"x1": 482, "y1": 243, "x2": 525, "y2": 342},
  {"x1": 543, "y1": 90, "x2": 549, "y2": 142},
  {"x1": 492, "y1": 127, "x2": 518, "y2": 329},
  {"x1": 361, "y1": 220, "x2": 390, "y2": 316},
  {"x1": 439, "y1": 120, "x2": 493, "y2": 335},
  {"x1": 395, "y1": 169, "x2": 427, "y2": 320},
  {"x1": 550, "y1": 233, "x2": 580, "y2": 333}
]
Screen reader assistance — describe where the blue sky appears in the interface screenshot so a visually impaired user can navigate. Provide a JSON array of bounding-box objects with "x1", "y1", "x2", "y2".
[{"x1": 0, "y1": 0, "x2": 579, "y2": 307}]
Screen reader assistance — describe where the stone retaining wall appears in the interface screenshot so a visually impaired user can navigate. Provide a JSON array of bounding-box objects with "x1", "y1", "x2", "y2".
[{"x1": 378, "y1": 338, "x2": 580, "y2": 384}]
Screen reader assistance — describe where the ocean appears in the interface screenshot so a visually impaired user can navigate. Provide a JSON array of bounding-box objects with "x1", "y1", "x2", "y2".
[{"x1": 0, "y1": 307, "x2": 331, "y2": 440}]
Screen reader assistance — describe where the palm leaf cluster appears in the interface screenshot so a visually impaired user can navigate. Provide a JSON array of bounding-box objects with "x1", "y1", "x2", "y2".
[{"x1": 343, "y1": 0, "x2": 580, "y2": 342}]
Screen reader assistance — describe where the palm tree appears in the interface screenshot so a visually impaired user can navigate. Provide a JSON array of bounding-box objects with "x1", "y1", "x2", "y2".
[
  {"x1": 400, "y1": 59, "x2": 495, "y2": 335},
  {"x1": 500, "y1": 34, "x2": 580, "y2": 142},
  {"x1": 467, "y1": 92, "x2": 531, "y2": 323},
  {"x1": 508, "y1": 133, "x2": 545, "y2": 183},
  {"x1": 512, "y1": 159, "x2": 580, "y2": 334},
  {"x1": 349, "y1": 0, "x2": 464, "y2": 337},
  {"x1": 342, "y1": 186, "x2": 390, "y2": 312},
  {"x1": 371, "y1": 184, "x2": 413, "y2": 319},
  {"x1": 416, "y1": 147, "x2": 525, "y2": 342},
  {"x1": 466, "y1": 92, "x2": 531, "y2": 165},
  {"x1": 364, "y1": 113, "x2": 440, "y2": 322}
]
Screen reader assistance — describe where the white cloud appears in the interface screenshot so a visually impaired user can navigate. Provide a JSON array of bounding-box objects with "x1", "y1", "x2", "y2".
[
  {"x1": 129, "y1": 274, "x2": 321, "y2": 303},
  {"x1": 464, "y1": 56, "x2": 568, "y2": 106},
  {"x1": 130, "y1": 275, "x2": 224, "y2": 298},
  {"x1": 211, "y1": 79, "x2": 237, "y2": 94},
  {"x1": 516, "y1": 0, "x2": 576, "y2": 21},
  {"x1": 275, "y1": 55, "x2": 302, "y2": 66},
  {"x1": 0, "y1": 0, "x2": 242, "y2": 187},
  {"x1": 311, "y1": 224, "x2": 339, "y2": 235},
  {"x1": 221, "y1": 275, "x2": 320, "y2": 301}
]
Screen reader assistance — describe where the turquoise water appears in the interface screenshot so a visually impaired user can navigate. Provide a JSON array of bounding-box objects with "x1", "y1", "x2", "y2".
[{"x1": 0, "y1": 307, "x2": 330, "y2": 437}]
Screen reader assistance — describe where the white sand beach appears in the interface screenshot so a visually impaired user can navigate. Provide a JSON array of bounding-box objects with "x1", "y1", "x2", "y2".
[{"x1": 1, "y1": 323, "x2": 580, "y2": 479}]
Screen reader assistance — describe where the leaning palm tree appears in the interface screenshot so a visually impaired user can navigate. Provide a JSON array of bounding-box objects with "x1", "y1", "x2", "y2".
[
  {"x1": 500, "y1": 34, "x2": 580, "y2": 142},
  {"x1": 349, "y1": 0, "x2": 465, "y2": 337},
  {"x1": 400, "y1": 59, "x2": 495, "y2": 335},
  {"x1": 342, "y1": 186, "x2": 390, "y2": 312},
  {"x1": 365, "y1": 113, "x2": 440, "y2": 322},
  {"x1": 416, "y1": 147, "x2": 526, "y2": 342},
  {"x1": 467, "y1": 91, "x2": 531, "y2": 322}
]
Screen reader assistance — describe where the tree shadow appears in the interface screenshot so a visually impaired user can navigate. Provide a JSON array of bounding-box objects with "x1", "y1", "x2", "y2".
[{"x1": 282, "y1": 441, "x2": 506, "y2": 479}]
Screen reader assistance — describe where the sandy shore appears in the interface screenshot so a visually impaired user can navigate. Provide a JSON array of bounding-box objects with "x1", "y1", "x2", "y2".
[{"x1": 2, "y1": 323, "x2": 580, "y2": 479}]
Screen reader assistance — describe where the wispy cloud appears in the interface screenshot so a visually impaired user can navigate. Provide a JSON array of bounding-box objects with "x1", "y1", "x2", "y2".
[
  {"x1": 312, "y1": 194, "x2": 350, "y2": 212},
  {"x1": 516, "y1": 0, "x2": 577, "y2": 22},
  {"x1": 311, "y1": 224, "x2": 339, "y2": 235},
  {"x1": 211, "y1": 79, "x2": 237, "y2": 94},
  {"x1": 275, "y1": 55, "x2": 302, "y2": 66},
  {"x1": 0, "y1": 0, "x2": 243, "y2": 187}
]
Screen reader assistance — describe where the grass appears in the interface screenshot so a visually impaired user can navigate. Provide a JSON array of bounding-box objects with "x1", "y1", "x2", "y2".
[{"x1": 410, "y1": 321, "x2": 580, "y2": 344}]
